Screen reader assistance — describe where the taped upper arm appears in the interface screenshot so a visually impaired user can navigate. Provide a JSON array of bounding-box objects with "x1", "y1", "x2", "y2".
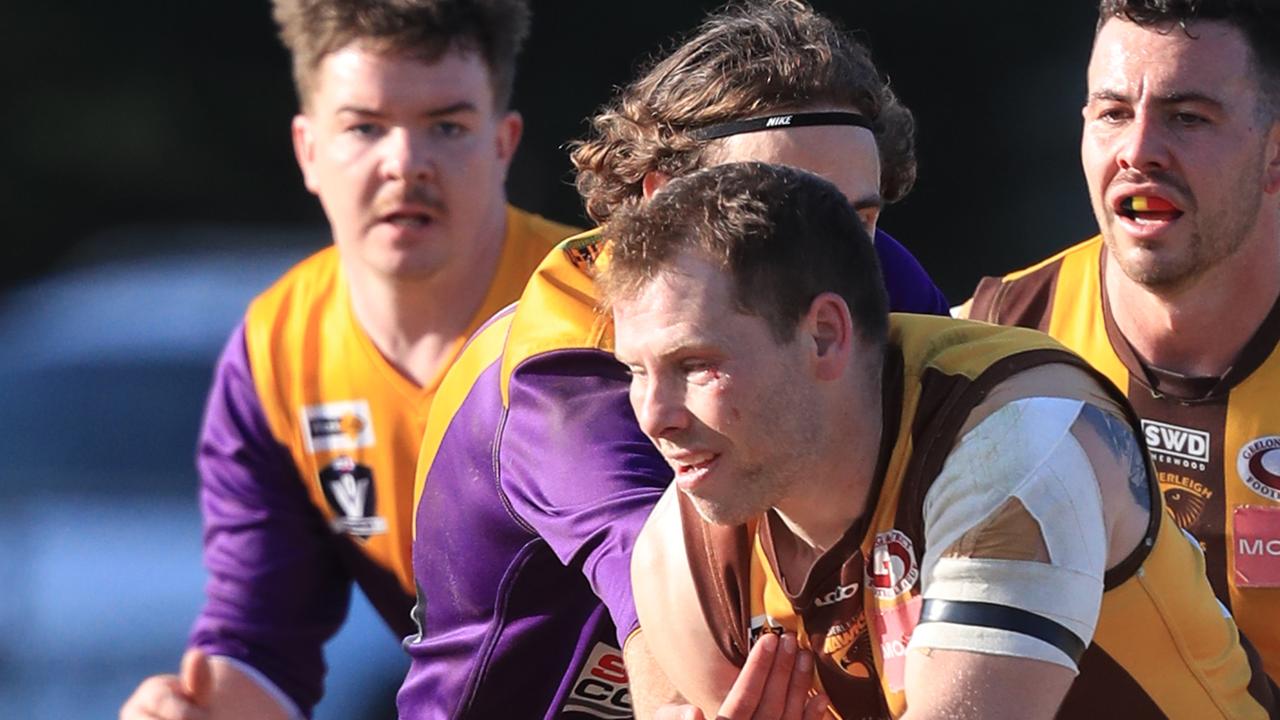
[{"x1": 915, "y1": 396, "x2": 1107, "y2": 671}]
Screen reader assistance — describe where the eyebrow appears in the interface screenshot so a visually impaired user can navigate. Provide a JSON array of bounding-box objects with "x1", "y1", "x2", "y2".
[
  {"x1": 1086, "y1": 89, "x2": 1225, "y2": 111},
  {"x1": 334, "y1": 101, "x2": 480, "y2": 118},
  {"x1": 851, "y1": 194, "x2": 883, "y2": 211}
]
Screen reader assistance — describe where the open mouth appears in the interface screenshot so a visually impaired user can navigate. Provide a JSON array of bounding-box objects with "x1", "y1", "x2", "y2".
[
  {"x1": 675, "y1": 455, "x2": 716, "y2": 475},
  {"x1": 380, "y1": 210, "x2": 434, "y2": 228},
  {"x1": 1116, "y1": 194, "x2": 1183, "y2": 224}
]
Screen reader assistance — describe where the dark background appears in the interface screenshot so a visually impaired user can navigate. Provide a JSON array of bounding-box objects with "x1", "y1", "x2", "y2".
[{"x1": 4, "y1": 1, "x2": 1104, "y2": 301}]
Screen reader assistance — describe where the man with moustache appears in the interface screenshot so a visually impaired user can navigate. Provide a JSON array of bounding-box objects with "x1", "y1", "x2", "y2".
[
  {"x1": 398, "y1": 2, "x2": 948, "y2": 717},
  {"x1": 119, "y1": 1, "x2": 573, "y2": 718},
  {"x1": 964, "y1": 0, "x2": 1280, "y2": 679}
]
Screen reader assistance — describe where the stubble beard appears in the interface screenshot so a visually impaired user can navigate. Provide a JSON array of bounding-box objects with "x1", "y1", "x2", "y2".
[
  {"x1": 1102, "y1": 157, "x2": 1264, "y2": 294},
  {"x1": 687, "y1": 460, "x2": 788, "y2": 528}
]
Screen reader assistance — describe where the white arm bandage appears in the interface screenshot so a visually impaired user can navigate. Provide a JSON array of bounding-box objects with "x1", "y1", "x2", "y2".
[{"x1": 907, "y1": 397, "x2": 1108, "y2": 672}]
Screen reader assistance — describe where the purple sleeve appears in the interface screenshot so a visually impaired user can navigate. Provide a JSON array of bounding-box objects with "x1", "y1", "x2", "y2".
[
  {"x1": 875, "y1": 228, "x2": 951, "y2": 315},
  {"x1": 500, "y1": 349, "x2": 672, "y2": 646},
  {"x1": 188, "y1": 323, "x2": 350, "y2": 718}
]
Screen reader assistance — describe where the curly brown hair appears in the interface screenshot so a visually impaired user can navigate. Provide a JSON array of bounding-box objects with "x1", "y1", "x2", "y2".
[
  {"x1": 272, "y1": 0, "x2": 530, "y2": 111},
  {"x1": 571, "y1": 0, "x2": 916, "y2": 225}
]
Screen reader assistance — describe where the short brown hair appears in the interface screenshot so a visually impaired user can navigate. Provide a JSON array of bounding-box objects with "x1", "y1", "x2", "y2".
[
  {"x1": 571, "y1": 0, "x2": 916, "y2": 225},
  {"x1": 272, "y1": 0, "x2": 530, "y2": 110},
  {"x1": 1097, "y1": 0, "x2": 1280, "y2": 118},
  {"x1": 602, "y1": 162, "x2": 889, "y2": 347}
]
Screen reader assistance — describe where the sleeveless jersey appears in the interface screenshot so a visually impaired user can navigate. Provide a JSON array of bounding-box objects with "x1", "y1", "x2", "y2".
[
  {"x1": 968, "y1": 235, "x2": 1280, "y2": 680},
  {"x1": 682, "y1": 314, "x2": 1277, "y2": 719},
  {"x1": 189, "y1": 206, "x2": 571, "y2": 714},
  {"x1": 398, "y1": 227, "x2": 951, "y2": 719}
]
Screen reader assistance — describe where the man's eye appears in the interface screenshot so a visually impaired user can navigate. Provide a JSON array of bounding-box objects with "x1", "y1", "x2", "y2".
[
  {"x1": 433, "y1": 121, "x2": 468, "y2": 138},
  {"x1": 682, "y1": 361, "x2": 718, "y2": 380},
  {"x1": 1097, "y1": 108, "x2": 1129, "y2": 123},
  {"x1": 348, "y1": 122, "x2": 382, "y2": 137},
  {"x1": 1173, "y1": 112, "x2": 1207, "y2": 127}
]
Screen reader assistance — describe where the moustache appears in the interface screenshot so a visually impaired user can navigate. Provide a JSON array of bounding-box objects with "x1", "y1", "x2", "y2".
[{"x1": 372, "y1": 184, "x2": 445, "y2": 217}]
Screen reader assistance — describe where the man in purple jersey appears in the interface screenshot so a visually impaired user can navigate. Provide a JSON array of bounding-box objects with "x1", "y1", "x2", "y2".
[
  {"x1": 119, "y1": 1, "x2": 567, "y2": 719},
  {"x1": 398, "y1": 2, "x2": 948, "y2": 718}
]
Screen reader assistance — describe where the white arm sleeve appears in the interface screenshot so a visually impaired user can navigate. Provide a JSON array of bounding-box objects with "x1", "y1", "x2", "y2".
[{"x1": 907, "y1": 397, "x2": 1107, "y2": 672}]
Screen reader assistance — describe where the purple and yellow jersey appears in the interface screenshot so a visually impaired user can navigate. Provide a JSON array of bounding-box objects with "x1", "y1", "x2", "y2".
[
  {"x1": 397, "y1": 227, "x2": 949, "y2": 719},
  {"x1": 188, "y1": 207, "x2": 573, "y2": 717},
  {"x1": 968, "y1": 236, "x2": 1280, "y2": 680}
]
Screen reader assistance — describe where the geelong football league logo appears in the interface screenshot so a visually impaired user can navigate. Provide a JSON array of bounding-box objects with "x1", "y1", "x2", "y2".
[
  {"x1": 320, "y1": 455, "x2": 388, "y2": 538},
  {"x1": 1238, "y1": 436, "x2": 1280, "y2": 502},
  {"x1": 867, "y1": 529, "x2": 919, "y2": 600}
]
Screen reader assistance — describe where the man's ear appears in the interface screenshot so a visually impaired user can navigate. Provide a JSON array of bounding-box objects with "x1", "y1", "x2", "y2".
[
  {"x1": 1265, "y1": 120, "x2": 1280, "y2": 195},
  {"x1": 495, "y1": 110, "x2": 523, "y2": 167},
  {"x1": 804, "y1": 292, "x2": 855, "y2": 381},
  {"x1": 292, "y1": 114, "x2": 320, "y2": 195},
  {"x1": 642, "y1": 171, "x2": 671, "y2": 200}
]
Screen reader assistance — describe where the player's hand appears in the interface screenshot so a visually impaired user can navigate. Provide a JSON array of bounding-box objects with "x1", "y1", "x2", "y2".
[
  {"x1": 120, "y1": 648, "x2": 212, "y2": 720},
  {"x1": 654, "y1": 633, "x2": 831, "y2": 720}
]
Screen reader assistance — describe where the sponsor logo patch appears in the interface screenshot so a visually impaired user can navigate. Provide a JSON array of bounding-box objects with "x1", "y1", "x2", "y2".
[
  {"x1": 1237, "y1": 436, "x2": 1280, "y2": 501},
  {"x1": 1142, "y1": 420, "x2": 1209, "y2": 472},
  {"x1": 301, "y1": 400, "x2": 374, "y2": 453},
  {"x1": 1233, "y1": 506, "x2": 1280, "y2": 588},
  {"x1": 871, "y1": 594, "x2": 923, "y2": 693},
  {"x1": 748, "y1": 614, "x2": 786, "y2": 646},
  {"x1": 765, "y1": 115, "x2": 794, "y2": 127},
  {"x1": 815, "y1": 581, "x2": 859, "y2": 608},
  {"x1": 561, "y1": 642, "x2": 631, "y2": 719},
  {"x1": 867, "y1": 529, "x2": 919, "y2": 600},
  {"x1": 319, "y1": 456, "x2": 388, "y2": 538}
]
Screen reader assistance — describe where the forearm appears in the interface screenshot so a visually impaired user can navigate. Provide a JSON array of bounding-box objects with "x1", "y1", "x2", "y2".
[
  {"x1": 203, "y1": 657, "x2": 299, "y2": 720},
  {"x1": 624, "y1": 630, "x2": 687, "y2": 720}
]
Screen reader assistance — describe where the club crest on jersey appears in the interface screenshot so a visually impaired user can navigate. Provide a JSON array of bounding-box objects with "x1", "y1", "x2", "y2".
[
  {"x1": 301, "y1": 400, "x2": 374, "y2": 453},
  {"x1": 561, "y1": 235, "x2": 603, "y2": 274},
  {"x1": 320, "y1": 455, "x2": 388, "y2": 538},
  {"x1": 1158, "y1": 472, "x2": 1213, "y2": 529},
  {"x1": 1237, "y1": 436, "x2": 1280, "y2": 501},
  {"x1": 867, "y1": 530, "x2": 919, "y2": 600},
  {"x1": 1142, "y1": 420, "x2": 1209, "y2": 472},
  {"x1": 825, "y1": 616, "x2": 875, "y2": 679},
  {"x1": 560, "y1": 642, "x2": 631, "y2": 719}
]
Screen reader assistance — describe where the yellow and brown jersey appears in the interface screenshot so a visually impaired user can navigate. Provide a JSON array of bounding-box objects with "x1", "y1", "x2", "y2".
[
  {"x1": 681, "y1": 314, "x2": 1277, "y2": 719},
  {"x1": 968, "y1": 235, "x2": 1280, "y2": 680}
]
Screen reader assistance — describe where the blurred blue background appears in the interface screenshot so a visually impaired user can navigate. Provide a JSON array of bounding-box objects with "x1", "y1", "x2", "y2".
[{"x1": 1, "y1": 1, "x2": 1101, "y2": 717}]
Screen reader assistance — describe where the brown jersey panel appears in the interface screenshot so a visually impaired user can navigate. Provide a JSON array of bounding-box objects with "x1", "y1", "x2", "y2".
[
  {"x1": 1126, "y1": 378, "x2": 1232, "y2": 607},
  {"x1": 967, "y1": 260, "x2": 1060, "y2": 331},
  {"x1": 677, "y1": 490, "x2": 753, "y2": 666}
]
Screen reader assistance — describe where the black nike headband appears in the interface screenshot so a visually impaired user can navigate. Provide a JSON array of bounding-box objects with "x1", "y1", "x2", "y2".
[{"x1": 687, "y1": 111, "x2": 874, "y2": 141}]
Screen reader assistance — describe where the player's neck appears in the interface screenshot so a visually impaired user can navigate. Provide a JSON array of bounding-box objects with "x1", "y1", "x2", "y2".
[
  {"x1": 775, "y1": 374, "x2": 884, "y2": 553},
  {"x1": 1106, "y1": 228, "x2": 1280, "y2": 379},
  {"x1": 345, "y1": 218, "x2": 507, "y2": 388}
]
